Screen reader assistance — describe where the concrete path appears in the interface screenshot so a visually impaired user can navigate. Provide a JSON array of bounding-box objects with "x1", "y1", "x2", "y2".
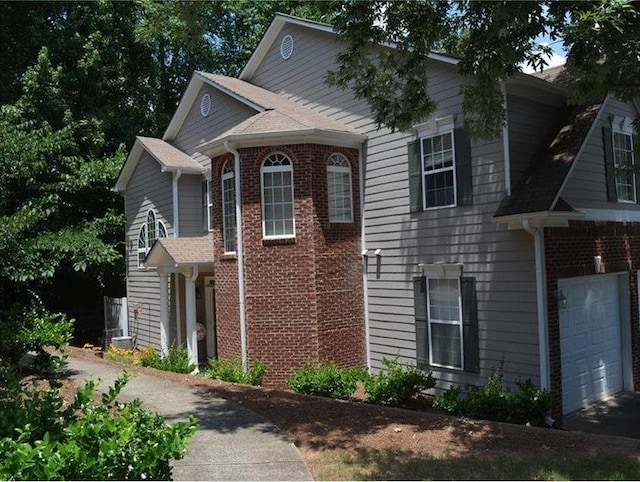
[
  {"x1": 563, "y1": 391, "x2": 640, "y2": 440},
  {"x1": 66, "y1": 355, "x2": 312, "y2": 481}
]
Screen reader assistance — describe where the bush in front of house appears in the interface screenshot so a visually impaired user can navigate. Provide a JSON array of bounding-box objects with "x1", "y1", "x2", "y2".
[
  {"x1": 363, "y1": 358, "x2": 435, "y2": 407},
  {"x1": 202, "y1": 356, "x2": 268, "y2": 385},
  {"x1": 286, "y1": 360, "x2": 367, "y2": 400},
  {"x1": 139, "y1": 344, "x2": 195, "y2": 374},
  {"x1": 432, "y1": 364, "x2": 552, "y2": 426}
]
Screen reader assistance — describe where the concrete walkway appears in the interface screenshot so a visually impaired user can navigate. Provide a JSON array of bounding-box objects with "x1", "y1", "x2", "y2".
[
  {"x1": 563, "y1": 391, "x2": 640, "y2": 440},
  {"x1": 66, "y1": 355, "x2": 312, "y2": 481}
]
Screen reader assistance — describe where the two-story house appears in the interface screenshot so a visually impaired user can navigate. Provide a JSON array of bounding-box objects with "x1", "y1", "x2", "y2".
[{"x1": 115, "y1": 14, "x2": 639, "y2": 418}]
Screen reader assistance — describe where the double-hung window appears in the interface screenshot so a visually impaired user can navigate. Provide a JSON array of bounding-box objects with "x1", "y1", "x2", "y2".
[
  {"x1": 612, "y1": 128, "x2": 636, "y2": 203},
  {"x1": 327, "y1": 153, "x2": 353, "y2": 222},
  {"x1": 261, "y1": 153, "x2": 295, "y2": 238},
  {"x1": 426, "y1": 278, "x2": 463, "y2": 369},
  {"x1": 221, "y1": 161, "x2": 237, "y2": 253},
  {"x1": 421, "y1": 132, "x2": 456, "y2": 208},
  {"x1": 137, "y1": 209, "x2": 167, "y2": 267},
  {"x1": 202, "y1": 177, "x2": 213, "y2": 232}
]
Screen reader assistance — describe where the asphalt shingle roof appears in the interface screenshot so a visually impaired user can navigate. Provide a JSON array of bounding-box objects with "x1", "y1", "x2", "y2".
[
  {"x1": 146, "y1": 237, "x2": 214, "y2": 266},
  {"x1": 137, "y1": 136, "x2": 204, "y2": 172}
]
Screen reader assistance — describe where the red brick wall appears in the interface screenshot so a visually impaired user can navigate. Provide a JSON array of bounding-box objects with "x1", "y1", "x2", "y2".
[
  {"x1": 211, "y1": 144, "x2": 365, "y2": 386},
  {"x1": 545, "y1": 220, "x2": 640, "y2": 420}
]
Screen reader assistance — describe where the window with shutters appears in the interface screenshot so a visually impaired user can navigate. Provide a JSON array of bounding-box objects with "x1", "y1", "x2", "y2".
[
  {"x1": 427, "y1": 277, "x2": 463, "y2": 369},
  {"x1": 137, "y1": 209, "x2": 167, "y2": 267},
  {"x1": 408, "y1": 116, "x2": 472, "y2": 212},
  {"x1": 261, "y1": 153, "x2": 295, "y2": 238},
  {"x1": 612, "y1": 128, "x2": 636, "y2": 203},
  {"x1": 221, "y1": 161, "x2": 236, "y2": 253}
]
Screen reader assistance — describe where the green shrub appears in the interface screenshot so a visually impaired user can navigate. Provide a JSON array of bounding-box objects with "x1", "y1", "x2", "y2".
[
  {"x1": 0, "y1": 371, "x2": 197, "y2": 480},
  {"x1": 202, "y1": 356, "x2": 268, "y2": 385},
  {"x1": 286, "y1": 360, "x2": 366, "y2": 399},
  {"x1": 140, "y1": 344, "x2": 195, "y2": 374},
  {"x1": 432, "y1": 364, "x2": 552, "y2": 426},
  {"x1": 363, "y1": 358, "x2": 435, "y2": 407}
]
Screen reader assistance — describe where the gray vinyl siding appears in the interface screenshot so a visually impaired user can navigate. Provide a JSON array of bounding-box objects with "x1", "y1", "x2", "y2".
[
  {"x1": 507, "y1": 94, "x2": 562, "y2": 189},
  {"x1": 172, "y1": 83, "x2": 257, "y2": 157},
  {"x1": 178, "y1": 174, "x2": 206, "y2": 237},
  {"x1": 248, "y1": 24, "x2": 540, "y2": 387},
  {"x1": 124, "y1": 152, "x2": 174, "y2": 350},
  {"x1": 562, "y1": 97, "x2": 639, "y2": 211}
]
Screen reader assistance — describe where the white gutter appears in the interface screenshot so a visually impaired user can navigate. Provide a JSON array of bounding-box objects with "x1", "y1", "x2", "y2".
[
  {"x1": 359, "y1": 142, "x2": 371, "y2": 370},
  {"x1": 522, "y1": 219, "x2": 550, "y2": 390},
  {"x1": 501, "y1": 82, "x2": 511, "y2": 196},
  {"x1": 172, "y1": 170, "x2": 182, "y2": 237},
  {"x1": 224, "y1": 141, "x2": 248, "y2": 372}
]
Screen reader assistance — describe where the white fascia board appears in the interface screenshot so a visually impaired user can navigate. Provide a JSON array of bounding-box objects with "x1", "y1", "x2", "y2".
[
  {"x1": 239, "y1": 13, "x2": 458, "y2": 81},
  {"x1": 493, "y1": 210, "x2": 584, "y2": 230},
  {"x1": 114, "y1": 139, "x2": 144, "y2": 192},
  {"x1": 550, "y1": 96, "x2": 609, "y2": 210},
  {"x1": 163, "y1": 73, "x2": 205, "y2": 141},
  {"x1": 195, "y1": 72, "x2": 265, "y2": 112},
  {"x1": 578, "y1": 208, "x2": 640, "y2": 222},
  {"x1": 198, "y1": 129, "x2": 367, "y2": 157}
]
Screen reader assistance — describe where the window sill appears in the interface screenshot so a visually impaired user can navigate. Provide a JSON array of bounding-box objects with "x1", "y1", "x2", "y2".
[
  {"x1": 262, "y1": 237, "x2": 296, "y2": 247},
  {"x1": 220, "y1": 253, "x2": 237, "y2": 260}
]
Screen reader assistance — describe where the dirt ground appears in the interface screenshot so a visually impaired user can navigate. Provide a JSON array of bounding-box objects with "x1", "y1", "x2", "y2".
[{"x1": 67, "y1": 347, "x2": 639, "y2": 474}]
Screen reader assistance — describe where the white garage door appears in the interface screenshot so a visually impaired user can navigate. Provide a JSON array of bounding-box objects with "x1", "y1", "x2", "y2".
[{"x1": 559, "y1": 275, "x2": 622, "y2": 414}]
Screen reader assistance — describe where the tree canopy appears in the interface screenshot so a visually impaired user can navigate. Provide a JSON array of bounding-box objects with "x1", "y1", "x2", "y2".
[{"x1": 323, "y1": 0, "x2": 640, "y2": 138}]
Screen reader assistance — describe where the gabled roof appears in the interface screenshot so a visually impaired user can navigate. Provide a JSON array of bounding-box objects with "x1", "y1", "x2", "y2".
[
  {"x1": 530, "y1": 65, "x2": 571, "y2": 88},
  {"x1": 239, "y1": 13, "x2": 459, "y2": 81},
  {"x1": 115, "y1": 136, "x2": 204, "y2": 192},
  {"x1": 494, "y1": 99, "x2": 605, "y2": 219},
  {"x1": 144, "y1": 236, "x2": 214, "y2": 270}
]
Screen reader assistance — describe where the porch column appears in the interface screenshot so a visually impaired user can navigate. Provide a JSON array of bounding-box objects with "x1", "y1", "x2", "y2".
[
  {"x1": 159, "y1": 272, "x2": 170, "y2": 357},
  {"x1": 184, "y1": 266, "x2": 199, "y2": 369}
]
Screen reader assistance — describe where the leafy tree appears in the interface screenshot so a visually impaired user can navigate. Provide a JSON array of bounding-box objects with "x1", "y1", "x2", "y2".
[{"x1": 322, "y1": 0, "x2": 640, "y2": 138}]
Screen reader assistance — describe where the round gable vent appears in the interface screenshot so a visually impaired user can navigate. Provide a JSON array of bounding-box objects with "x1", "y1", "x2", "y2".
[
  {"x1": 280, "y1": 34, "x2": 294, "y2": 60},
  {"x1": 200, "y1": 93, "x2": 211, "y2": 117}
]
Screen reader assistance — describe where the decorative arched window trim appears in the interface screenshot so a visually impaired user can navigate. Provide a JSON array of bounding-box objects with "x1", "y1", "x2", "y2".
[
  {"x1": 221, "y1": 161, "x2": 237, "y2": 253},
  {"x1": 261, "y1": 152, "x2": 295, "y2": 239},
  {"x1": 137, "y1": 209, "x2": 167, "y2": 267},
  {"x1": 327, "y1": 153, "x2": 354, "y2": 223}
]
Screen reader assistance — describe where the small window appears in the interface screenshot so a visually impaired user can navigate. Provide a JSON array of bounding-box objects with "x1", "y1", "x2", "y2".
[
  {"x1": 421, "y1": 131, "x2": 456, "y2": 209},
  {"x1": 612, "y1": 129, "x2": 636, "y2": 203},
  {"x1": 202, "y1": 179, "x2": 213, "y2": 232},
  {"x1": 280, "y1": 34, "x2": 294, "y2": 60},
  {"x1": 200, "y1": 93, "x2": 211, "y2": 117},
  {"x1": 137, "y1": 210, "x2": 167, "y2": 267},
  {"x1": 327, "y1": 153, "x2": 353, "y2": 222},
  {"x1": 261, "y1": 153, "x2": 294, "y2": 238},
  {"x1": 427, "y1": 278, "x2": 463, "y2": 369},
  {"x1": 221, "y1": 161, "x2": 237, "y2": 253}
]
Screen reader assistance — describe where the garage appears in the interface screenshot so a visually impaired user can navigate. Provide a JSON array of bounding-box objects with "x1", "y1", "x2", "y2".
[{"x1": 558, "y1": 274, "x2": 623, "y2": 414}]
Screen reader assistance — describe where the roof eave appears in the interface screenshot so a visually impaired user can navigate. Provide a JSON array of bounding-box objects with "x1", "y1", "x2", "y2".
[
  {"x1": 114, "y1": 138, "x2": 144, "y2": 192},
  {"x1": 492, "y1": 210, "x2": 584, "y2": 230}
]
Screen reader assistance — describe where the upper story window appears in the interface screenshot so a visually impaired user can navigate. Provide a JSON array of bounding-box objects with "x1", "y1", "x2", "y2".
[
  {"x1": 221, "y1": 161, "x2": 237, "y2": 253},
  {"x1": 137, "y1": 209, "x2": 167, "y2": 267},
  {"x1": 261, "y1": 153, "x2": 294, "y2": 238},
  {"x1": 327, "y1": 153, "x2": 353, "y2": 222},
  {"x1": 612, "y1": 128, "x2": 636, "y2": 203},
  {"x1": 202, "y1": 177, "x2": 213, "y2": 232},
  {"x1": 408, "y1": 115, "x2": 472, "y2": 212}
]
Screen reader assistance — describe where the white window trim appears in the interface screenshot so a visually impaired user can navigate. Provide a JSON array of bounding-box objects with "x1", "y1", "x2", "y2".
[
  {"x1": 260, "y1": 153, "x2": 296, "y2": 239},
  {"x1": 420, "y1": 130, "x2": 457, "y2": 210},
  {"x1": 202, "y1": 178, "x2": 213, "y2": 232},
  {"x1": 426, "y1": 276, "x2": 464, "y2": 370},
  {"x1": 611, "y1": 124, "x2": 636, "y2": 204},
  {"x1": 137, "y1": 209, "x2": 167, "y2": 268},
  {"x1": 327, "y1": 153, "x2": 354, "y2": 223},
  {"x1": 221, "y1": 161, "x2": 236, "y2": 254}
]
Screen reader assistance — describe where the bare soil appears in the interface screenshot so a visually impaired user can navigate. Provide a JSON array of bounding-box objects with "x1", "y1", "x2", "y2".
[{"x1": 67, "y1": 346, "x2": 639, "y2": 478}]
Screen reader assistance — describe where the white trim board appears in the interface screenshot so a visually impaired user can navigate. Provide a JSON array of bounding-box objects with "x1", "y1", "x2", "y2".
[{"x1": 578, "y1": 208, "x2": 640, "y2": 222}]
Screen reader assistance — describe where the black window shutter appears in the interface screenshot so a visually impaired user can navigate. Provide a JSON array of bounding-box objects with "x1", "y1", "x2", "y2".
[
  {"x1": 413, "y1": 276, "x2": 429, "y2": 368},
  {"x1": 454, "y1": 127, "x2": 473, "y2": 206},
  {"x1": 201, "y1": 180, "x2": 207, "y2": 231},
  {"x1": 408, "y1": 140, "x2": 423, "y2": 212},
  {"x1": 634, "y1": 134, "x2": 640, "y2": 204},
  {"x1": 603, "y1": 126, "x2": 618, "y2": 202},
  {"x1": 461, "y1": 276, "x2": 480, "y2": 373}
]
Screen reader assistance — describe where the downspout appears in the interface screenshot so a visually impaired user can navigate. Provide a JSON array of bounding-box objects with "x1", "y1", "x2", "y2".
[
  {"x1": 172, "y1": 170, "x2": 182, "y2": 237},
  {"x1": 224, "y1": 141, "x2": 248, "y2": 372},
  {"x1": 523, "y1": 219, "x2": 549, "y2": 390},
  {"x1": 500, "y1": 83, "x2": 511, "y2": 196},
  {"x1": 359, "y1": 142, "x2": 372, "y2": 370}
]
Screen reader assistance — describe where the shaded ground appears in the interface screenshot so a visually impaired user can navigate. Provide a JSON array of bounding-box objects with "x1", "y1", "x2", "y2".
[
  {"x1": 68, "y1": 347, "x2": 640, "y2": 480},
  {"x1": 564, "y1": 392, "x2": 640, "y2": 439}
]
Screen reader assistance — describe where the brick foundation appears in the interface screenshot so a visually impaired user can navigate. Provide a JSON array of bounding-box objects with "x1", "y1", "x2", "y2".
[
  {"x1": 545, "y1": 220, "x2": 640, "y2": 421},
  {"x1": 211, "y1": 144, "x2": 365, "y2": 386}
]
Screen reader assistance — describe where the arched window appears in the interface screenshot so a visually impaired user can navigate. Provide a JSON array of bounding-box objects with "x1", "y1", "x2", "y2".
[
  {"x1": 261, "y1": 153, "x2": 294, "y2": 238},
  {"x1": 327, "y1": 153, "x2": 353, "y2": 222},
  {"x1": 137, "y1": 210, "x2": 167, "y2": 266},
  {"x1": 221, "y1": 161, "x2": 237, "y2": 252}
]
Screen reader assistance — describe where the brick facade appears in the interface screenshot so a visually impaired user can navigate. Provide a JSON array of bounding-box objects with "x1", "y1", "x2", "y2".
[
  {"x1": 544, "y1": 220, "x2": 640, "y2": 420},
  {"x1": 211, "y1": 144, "x2": 365, "y2": 385}
]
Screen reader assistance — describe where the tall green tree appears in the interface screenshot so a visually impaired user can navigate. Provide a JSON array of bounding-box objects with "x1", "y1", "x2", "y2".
[{"x1": 322, "y1": 0, "x2": 640, "y2": 138}]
